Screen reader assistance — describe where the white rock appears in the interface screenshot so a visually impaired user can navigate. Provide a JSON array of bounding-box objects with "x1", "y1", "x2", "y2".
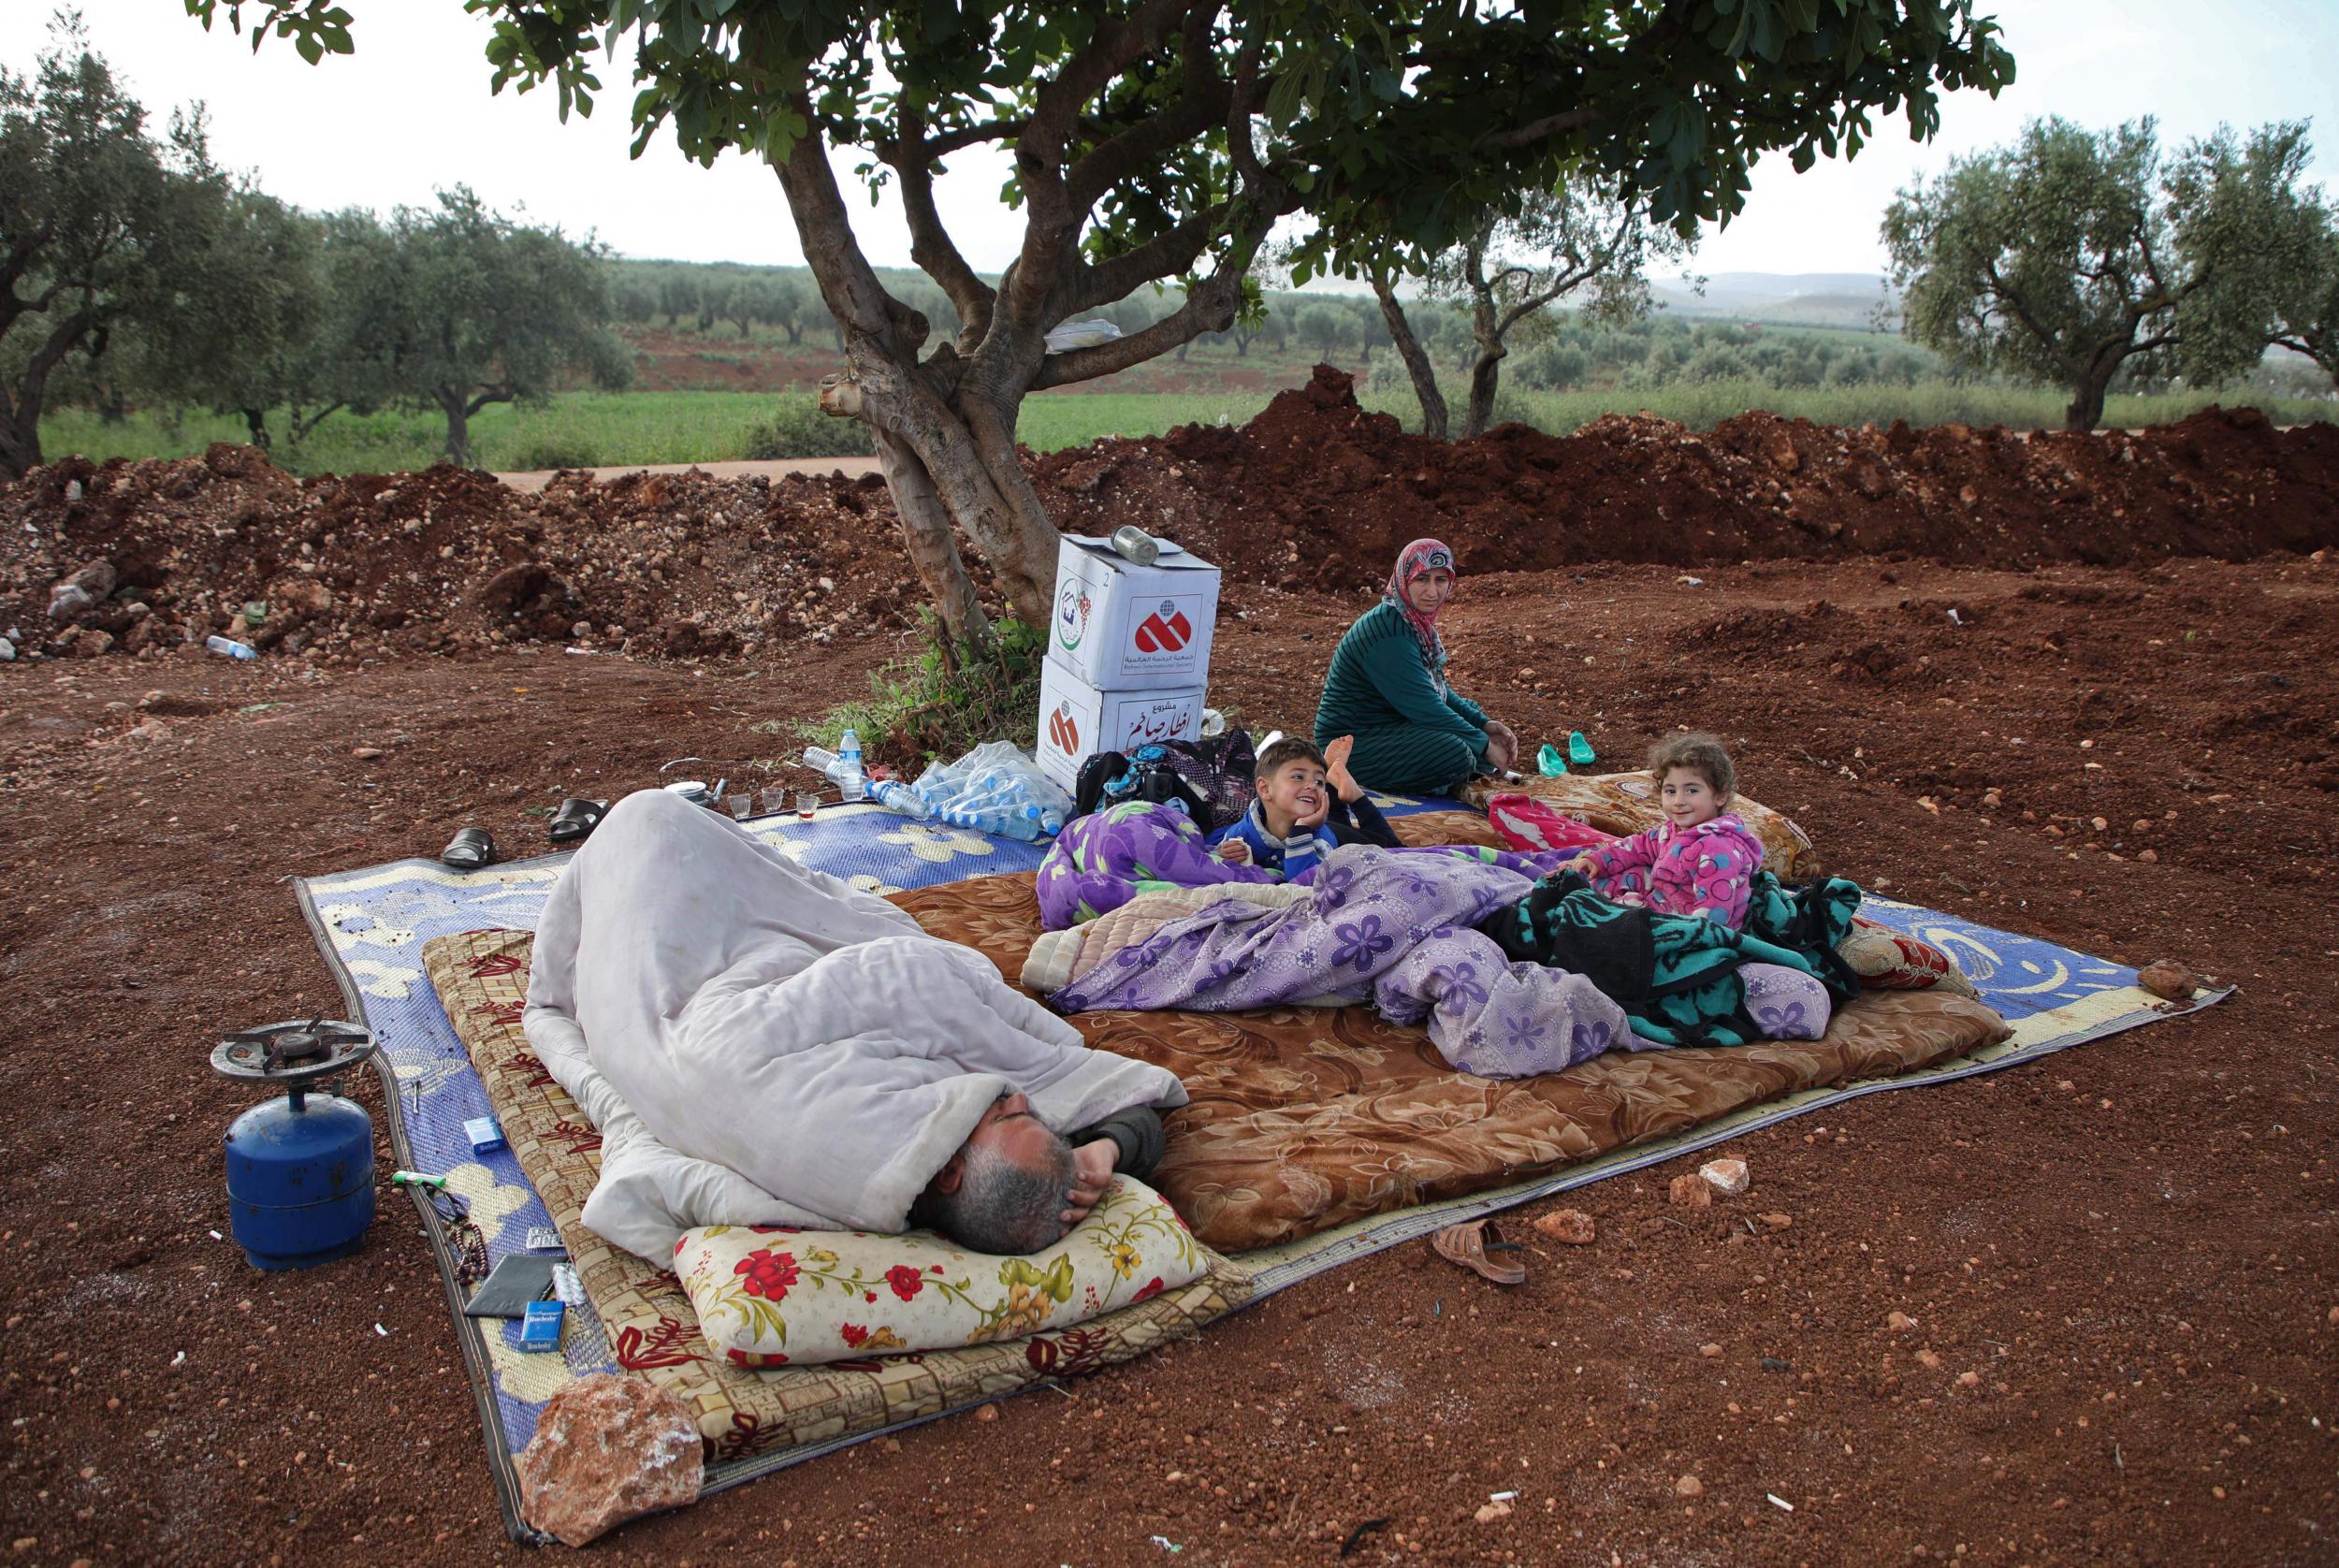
[{"x1": 1699, "y1": 1158, "x2": 1751, "y2": 1196}]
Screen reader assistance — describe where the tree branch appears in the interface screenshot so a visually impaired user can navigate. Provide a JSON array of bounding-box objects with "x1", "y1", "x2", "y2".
[
  {"x1": 1982, "y1": 259, "x2": 2070, "y2": 366},
  {"x1": 1005, "y1": 0, "x2": 1195, "y2": 329},
  {"x1": 923, "y1": 117, "x2": 1028, "y2": 159},
  {"x1": 885, "y1": 106, "x2": 996, "y2": 346},
  {"x1": 773, "y1": 96, "x2": 915, "y2": 353},
  {"x1": 1035, "y1": 201, "x2": 1279, "y2": 389},
  {"x1": 1062, "y1": 8, "x2": 1229, "y2": 212},
  {"x1": 1475, "y1": 105, "x2": 1601, "y2": 152},
  {"x1": 1061, "y1": 200, "x2": 1233, "y2": 318}
]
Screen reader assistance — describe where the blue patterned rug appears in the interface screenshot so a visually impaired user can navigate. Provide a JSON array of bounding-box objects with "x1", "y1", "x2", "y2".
[{"x1": 292, "y1": 792, "x2": 2225, "y2": 1535}]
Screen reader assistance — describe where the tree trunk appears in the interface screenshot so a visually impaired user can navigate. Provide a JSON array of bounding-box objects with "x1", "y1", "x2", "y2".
[
  {"x1": 1373, "y1": 277, "x2": 1448, "y2": 441},
  {"x1": 1463, "y1": 344, "x2": 1505, "y2": 439},
  {"x1": 785, "y1": 323, "x2": 804, "y2": 345},
  {"x1": 439, "y1": 391, "x2": 472, "y2": 467},
  {"x1": 242, "y1": 408, "x2": 271, "y2": 450},
  {"x1": 2064, "y1": 370, "x2": 2112, "y2": 432},
  {"x1": 0, "y1": 406, "x2": 38, "y2": 480},
  {"x1": 872, "y1": 428, "x2": 992, "y2": 654}
]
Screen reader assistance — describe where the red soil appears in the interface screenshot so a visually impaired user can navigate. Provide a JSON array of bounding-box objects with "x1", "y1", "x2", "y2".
[{"x1": 1, "y1": 386, "x2": 2334, "y2": 1566}]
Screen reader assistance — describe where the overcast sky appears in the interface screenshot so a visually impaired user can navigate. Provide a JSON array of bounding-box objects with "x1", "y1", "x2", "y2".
[{"x1": 9, "y1": 1, "x2": 2335, "y2": 286}]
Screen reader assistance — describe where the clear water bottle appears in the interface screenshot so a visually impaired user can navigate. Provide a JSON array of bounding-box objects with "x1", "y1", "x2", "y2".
[
  {"x1": 205, "y1": 634, "x2": 258, "y2": 661},
  {"x1": 835, "y1": 729, "x2": 864, "y2": 802},
  {"x1": 869, "y1": 778, "x2": 930, "y2": 820},
  {"x1": 804, "y1": 745, "x2": 840, "y2": 776}
]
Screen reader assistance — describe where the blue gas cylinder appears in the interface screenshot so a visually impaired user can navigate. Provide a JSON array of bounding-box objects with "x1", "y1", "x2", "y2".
[
  {"x1": 213, "y1": 1020, "x2": 379, "y2": 1270},
  {"x1": 224, "y1": 1093, "x2": 376, "y2": 1270}
]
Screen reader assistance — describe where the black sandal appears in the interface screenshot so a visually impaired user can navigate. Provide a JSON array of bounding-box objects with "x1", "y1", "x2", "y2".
[
  {"x1": 547, "y1": 797, "x2": 607, "y2": 845},
  {"x1": 441, "y1": 826, "x2": 496, "y2": 870}
]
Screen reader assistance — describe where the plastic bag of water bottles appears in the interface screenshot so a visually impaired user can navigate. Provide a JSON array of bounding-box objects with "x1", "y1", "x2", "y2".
[{"x1": 910, "y1": 741, "x2": 1073, "y2": 842}]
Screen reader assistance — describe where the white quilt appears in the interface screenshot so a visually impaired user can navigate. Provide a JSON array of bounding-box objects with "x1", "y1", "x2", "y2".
[{"x1": 522, "y1": 789, "x2": 1185, "y2": 1261}]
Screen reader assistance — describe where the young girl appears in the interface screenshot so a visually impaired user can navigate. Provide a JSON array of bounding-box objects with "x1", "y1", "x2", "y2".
[{"x1": 1565, "y1": 734, "x2": 1765, "y2": 929}]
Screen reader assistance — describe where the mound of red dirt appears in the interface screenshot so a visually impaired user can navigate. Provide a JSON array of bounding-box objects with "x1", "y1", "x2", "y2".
[
  {"x1": 3, "y1": 368, "x2": 2333, "y2": 664},
  {"x1": 0, "y1": 447, "x2": 934, "y2": 664},
  {"x1": 1034, "y1": 366, "x2": 2339, "y2": 594}
]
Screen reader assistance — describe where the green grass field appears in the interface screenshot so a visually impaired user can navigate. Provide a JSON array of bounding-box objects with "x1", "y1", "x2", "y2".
[{"x1": 36, "y1": 379, "x2": 2335, "y2": 477}]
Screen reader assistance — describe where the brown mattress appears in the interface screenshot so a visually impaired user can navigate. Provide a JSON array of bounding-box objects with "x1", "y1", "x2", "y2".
[
  {"x1": 889, "y1": 811, "x2": 2010, "y2": 1251},
  {"x1": 420, "y1": 929, "x2": 1251, "y2": 1469}
]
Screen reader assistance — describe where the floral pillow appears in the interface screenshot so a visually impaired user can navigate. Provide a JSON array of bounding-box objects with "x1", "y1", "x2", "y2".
[
  {"x1": 674, "y1": 1176, "x2": 1208, "y2": 1369},
  {"x1": 1838, "y1": 917, "x2": 1979, "y2": 999}
]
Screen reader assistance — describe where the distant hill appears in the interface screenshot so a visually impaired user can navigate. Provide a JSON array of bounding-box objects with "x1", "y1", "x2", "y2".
[{"x1": 1652, "y1": 271, "x2": 1897, "y2": 330}]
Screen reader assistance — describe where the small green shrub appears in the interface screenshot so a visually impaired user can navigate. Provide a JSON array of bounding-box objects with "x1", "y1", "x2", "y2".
[
  {"x1": 741, "y1": 398, "x2": 877, "y2": 459},
  {"x1": 803, "y1": 615, "x2": 1047, "y2": 769},
  {"x1": 510, "y1": 437, "x2": 604, "y2": 471}
]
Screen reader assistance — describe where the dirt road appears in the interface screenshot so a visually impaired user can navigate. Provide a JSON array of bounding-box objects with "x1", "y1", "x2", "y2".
[
  {"x1": 2, "y1": 553, "x2": 2333, "y2": 1565},
  {"x1": 494, "y1": 456, "x2": 883, "y2": 492}
]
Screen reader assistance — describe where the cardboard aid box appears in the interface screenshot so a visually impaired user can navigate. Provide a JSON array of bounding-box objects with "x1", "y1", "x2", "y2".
[
  {"x1": 1049, "y1": 535, "x2": 1220, "y2": 690},
  {"x1": 1036, "y1": 660, "x2": 1205, "y2": 791}
]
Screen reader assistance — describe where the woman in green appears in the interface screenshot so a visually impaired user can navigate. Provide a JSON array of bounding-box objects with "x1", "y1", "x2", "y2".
[{"x1": 1314, "y1": 537, "x2": 1519, "y2": 795}]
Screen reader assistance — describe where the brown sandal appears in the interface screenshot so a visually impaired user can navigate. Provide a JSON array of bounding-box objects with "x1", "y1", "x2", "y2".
[{"x1": 1431, "y1": 1219, "x2": 1526, "y2": 1285}]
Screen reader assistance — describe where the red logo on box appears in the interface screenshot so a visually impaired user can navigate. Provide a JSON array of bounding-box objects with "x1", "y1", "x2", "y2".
[
  {"x1": 1133, "y1": 603, "x2": 1193, "y2": 653},
  {"x1": 1047, "y1": 705, "x2": 1080, "y2": 754}
]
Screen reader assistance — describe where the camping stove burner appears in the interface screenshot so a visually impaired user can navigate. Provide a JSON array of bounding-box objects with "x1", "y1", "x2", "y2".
[{"x1": 212, "y1": 1017, "x2": 376, "y2": 1087}]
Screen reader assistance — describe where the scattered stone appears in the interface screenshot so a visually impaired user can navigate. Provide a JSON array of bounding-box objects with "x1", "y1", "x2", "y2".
[
  {"x1": 2137, "y1": 849, "x2": 2158, "y2": 864},
  {"x1": 0, "y1": 637, "x2": 13, "y2": 662},
  {"x1": 47, "y1": 559, "x2": 116, "y2": 622},
  {"x1": 1533, "y1": 1209, "x2": 1597, "y2": 1245},
  {"x1": 1474, "y1": 1499, "x2": 1514, "y2": 1524},
  {"x1": 1957, "y1": 1371, "x2": 1982, "y2": 1387},
  {"x1": 1675, "y1": 1474, "x2": 1705, "y2": 1498},
  {"x1": 1757, "y1": 1212, "x2": 1792, "y2": 1230},
  {"x1": 516, "y1": 1373, "x2": 702, "y2": 1547},
  {"x1": 352, "y1": 747, "x2": 385, "y2": 760},
  {"x1": 1916, "y1": 1349, "x2": 1943, "y2": 1370},
  {"x1": 1887, "y1": 1311, "x2": 1919, "y2": 1332},
  {"x1": 974, "y1": 1403, "x2": 999, "y2": 1423},
  {"x1": 1699, "y1": 1343, "x2": 1722, "y2": 1358},
  {"x1": 2138, "y1": 959, "x2": 2202, "y2": 1000},
  {"x1": 1698, "y1": 1158, "x2": 1751, "y2": 1197},
  {"x1": 1668, "y1": 1173, "x2": 1712, "y2": 1209}
]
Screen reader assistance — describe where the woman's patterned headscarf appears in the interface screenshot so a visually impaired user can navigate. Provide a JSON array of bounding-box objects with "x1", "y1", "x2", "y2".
[{"x1": 1384, "y1": 537, "x2": 1457, "y2": 692}]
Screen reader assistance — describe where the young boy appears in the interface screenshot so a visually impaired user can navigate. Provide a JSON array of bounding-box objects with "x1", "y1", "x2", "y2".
[{"x1": 1212, "y1": 734, "x2": 1401, "y2": 879}]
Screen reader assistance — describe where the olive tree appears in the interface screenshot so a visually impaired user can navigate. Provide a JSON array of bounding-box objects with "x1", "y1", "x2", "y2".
[
  {"x1": 1883, "y1": 117, "x2": 2314, "y2": 430},
  {"x1": 1293, "y1": 302, "x2": 1351, "y2": 360},
  {"x1": 323, "y1": 187, "x2": 632, "y2": 465},
  {"x1": 1373, "y1": 177, "x2": 1691, "y2": 439},
  {"x1": 124, "y1": 182, "x2": 330, "y2": 448},
  {"x1": 192, "y1": 0, "x2": 2012, "y2": 649},
  {"x1": 0, "y1": 18, "x2": 245, "y2": 477},
  {"x1": 2268, "y1": 213, "x2": 2339, "y2": 389}
]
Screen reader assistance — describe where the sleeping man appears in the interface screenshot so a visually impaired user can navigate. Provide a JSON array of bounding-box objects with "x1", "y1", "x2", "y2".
[{"x1": 522, "y1": 788, "x2": 1184, "y2": 1262}]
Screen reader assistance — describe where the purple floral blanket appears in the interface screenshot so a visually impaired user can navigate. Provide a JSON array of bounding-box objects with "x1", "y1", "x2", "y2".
[
  {"x1": 1037, "y1": 801, "x2": 1575, "y2": 931},
  {"x1": 1046, "y1": 845, "x2": 1634, "y2": 1080}
]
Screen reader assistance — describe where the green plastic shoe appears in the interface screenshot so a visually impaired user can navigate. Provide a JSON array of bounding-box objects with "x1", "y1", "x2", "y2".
[
  {"x1": 1567, "y1": 731, "x2": 1597, "y2": 768},
  {"x1": 1537, "y1": 743, "x2": 1568, "y2": 777}
]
